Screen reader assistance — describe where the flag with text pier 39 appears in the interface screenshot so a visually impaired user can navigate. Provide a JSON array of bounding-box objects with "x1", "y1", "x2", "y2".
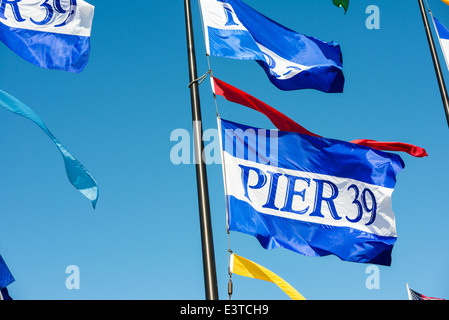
[
  {"x1": 219, "y1": 118, "x2": 403, "y2": 266},
  {"x1": 0, "y1": 0, "x2": 94, "y2": 72}
]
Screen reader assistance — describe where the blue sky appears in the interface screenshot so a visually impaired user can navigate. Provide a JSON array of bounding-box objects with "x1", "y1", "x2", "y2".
[{"x1": 1, "y1": 0, "x2": 448, "y2": 300}]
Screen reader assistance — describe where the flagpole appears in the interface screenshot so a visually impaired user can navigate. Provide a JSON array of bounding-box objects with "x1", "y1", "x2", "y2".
[
  {"x1": 406, "y1": 283, "x2": 412, "y2": 300},
  {"x1": 418, "y1": 0, "x2": 449, "y2": 128},
  {"x1": 183, "y1": 0, "x2": 219, "y2": 300}
]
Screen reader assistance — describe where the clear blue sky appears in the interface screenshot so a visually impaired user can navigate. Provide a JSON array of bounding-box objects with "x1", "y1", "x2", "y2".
[{"x1": 1, "y1": 0, "x2": 448, "y2": 300}]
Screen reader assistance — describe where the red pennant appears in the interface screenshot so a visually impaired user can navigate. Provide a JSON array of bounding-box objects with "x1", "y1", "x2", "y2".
[{"x1": 212, "y1": 77, "x2": 427, "y2": 158}]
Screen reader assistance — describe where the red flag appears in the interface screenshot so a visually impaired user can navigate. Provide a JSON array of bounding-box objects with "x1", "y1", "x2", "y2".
[
  {"x1": 212, "y1": 77, "x2": 428, "y2": 158},
  {"x1": 351, "y1": 140, "x2": 428, "y2": 158},
  {"x1": 212, "y1": 77, "x2": 320, "y2": 137}
]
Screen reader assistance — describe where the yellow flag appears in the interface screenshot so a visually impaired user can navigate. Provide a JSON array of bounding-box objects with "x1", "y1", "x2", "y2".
[
  {"x1": 230, "y1": 253, "x2": 306, "y2": 300},
  {"x1": 443, "y1": 0, "x2": 449, "y2": 5}
]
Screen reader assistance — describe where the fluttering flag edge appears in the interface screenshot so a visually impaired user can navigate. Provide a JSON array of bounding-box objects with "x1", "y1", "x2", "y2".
[
  {"x1": 0, "y1": 22, "x2": 91, "y2": 73},
  {"x1": 0, "y1": 1, "x2": 94, "y2": 73},
  {"x1": 0, "y1": 254, "x2": 15, "y2": 290},
  {"x1": 0, "y1": 90, "x2": 99, "y2": 208},
  {"x1": 230, "y1": 253, "x2": 306, "y2": 300},
  {"x1": 212, "y1": 76, "x2": 427, "y2": 158}
]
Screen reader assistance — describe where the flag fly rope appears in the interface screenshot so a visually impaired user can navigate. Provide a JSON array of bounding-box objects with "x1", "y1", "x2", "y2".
[
  {"x1": 217, "y1": 112, "x2": 234, "y2": 300},
  {"x1": 197, "y1": 0, "x2": 221, "y2": 116},
  {"x1": 227, "y1": 247, "x2": 234, "y2": 300},
  {"x1": 208, "y1": 60, "x2": 221, "y2": 116},
  {"x1": 187, "y1": 69, "x2": 211, "y2": 88},
  {"x1": 222, "y1": 115, "x2": 233, "y2": 300}
]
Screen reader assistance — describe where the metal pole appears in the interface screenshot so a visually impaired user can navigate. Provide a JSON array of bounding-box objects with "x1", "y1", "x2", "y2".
[
  {"x1": 418, "y1": 0, "x2": 449, "y2": 128},
  {"x1": 183, "y1": 0, "x2": 219, "y2": 300},
  {"x1": 406, "y1": 283, "x2": 412, "y2": 300}
]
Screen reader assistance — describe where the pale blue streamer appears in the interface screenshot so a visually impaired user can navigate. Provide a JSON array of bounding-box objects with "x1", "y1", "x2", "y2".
[{"x1": 0, "y1": 90, "x2": 98, "y2": 208}]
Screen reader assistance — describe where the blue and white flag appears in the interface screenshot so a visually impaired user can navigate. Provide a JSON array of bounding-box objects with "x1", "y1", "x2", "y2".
[
  {"x1": 0, "y1": 0, "x2": 94, "y2": 73},
  {"x1": 199, "y1": 0, "x2": 344, "y2": 93},
  {"x1": 219, "y1": 118, "x2": 404, "y2": 266},
  {"x1": 433, "y1": 17, "x2": 449, "y2": 71},
  {"x1": 0, "y1": 254, "x2": 14, "y2": 300}
]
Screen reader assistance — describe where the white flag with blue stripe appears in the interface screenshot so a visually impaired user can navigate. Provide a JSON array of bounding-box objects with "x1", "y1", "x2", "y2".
[
  {"x1": 220, "y1": 118, "x2": 403, "y2": 266},
  {"x1": 200, "y1": 0, "x2": 344, "y2": 93},
  {"x1": 0, "y1": 0, "x2": 94, "y2": 73}
]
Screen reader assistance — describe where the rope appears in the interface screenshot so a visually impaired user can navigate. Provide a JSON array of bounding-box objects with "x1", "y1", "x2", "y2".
[
  {"x1": 196, "y1": 0, "x2": 220, "y2": 116},
  {"x1": 227, "y1": 248, "x2": 233, "y2": 300},
  {"x1": 424, "y1": 0, "x2": 431, "y2": 14},
  {"x1": 188, "y1": 69, "x2": 211, "y2": 88}
]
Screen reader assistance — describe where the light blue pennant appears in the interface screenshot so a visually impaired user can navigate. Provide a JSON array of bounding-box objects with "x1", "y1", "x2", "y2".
[{"x1": 0, "y1": 90, "x2": 99, "y2": 208}]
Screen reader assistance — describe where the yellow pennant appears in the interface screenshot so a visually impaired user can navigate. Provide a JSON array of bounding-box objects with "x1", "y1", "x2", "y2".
[
  {"x1": 230, "y1": 253, "x2": 306, "y2": 300},
  {"x1": 442, "y1": 0, "x2": 449, "y2": 5}
]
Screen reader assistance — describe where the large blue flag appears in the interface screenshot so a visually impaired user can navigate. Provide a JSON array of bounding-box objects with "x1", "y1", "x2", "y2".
[
  {"x1": 0, "y1": 0, "x2": 94, "y2": 73},
  {"x1": 0, "y1": 254, "x2": 14, "y2": 300},
  {"x1": 0, "y1": 90, "x2": 99, "y2": 208},
  {"x1": 200, "y1": 0, "x2": 344, "y2": 93},
  {"x1": 219, "y1": 118, "x2": 403, "y2": 266}
]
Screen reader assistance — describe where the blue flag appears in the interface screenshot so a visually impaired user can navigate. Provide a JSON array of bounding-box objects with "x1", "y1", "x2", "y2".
[
  {"x1": 219, "y1": 118, "x2": 403, "y2": 266},
  {"x1": 0, "y1": 90, "x2": 99, "y2": 208},
  {"x1": 0, "y1": 254, "x2": 14, "y2": 290},
  {"x1": 0, "y1": 254, "x2": 14, "y2": 300},
  {"x1": 0, "y1": 0, "x2": 94, "y2": 73},
  {"x1": 0, "y1": 288, "x2": 12, "y2": 300},
  {"x1": 200, "y1": 0, "x2": 344, "y2": 92}
]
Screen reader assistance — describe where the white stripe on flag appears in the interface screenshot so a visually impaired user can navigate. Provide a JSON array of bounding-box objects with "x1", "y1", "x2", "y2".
[
  {"x1": 0, "y1": 0, "x2": 94, "y2": 37},
  {"x1": 223, "y1": 151, "x2": 397, "y2": 238}
]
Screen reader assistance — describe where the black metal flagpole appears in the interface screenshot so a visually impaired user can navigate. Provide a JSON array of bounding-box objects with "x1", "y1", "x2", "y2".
[
  {"x1": 183, "y1": 0, "x2": 219, "y2": 300},
  {"x1": 418, "y1": 0, "x2": 449, "y2": 128}
]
